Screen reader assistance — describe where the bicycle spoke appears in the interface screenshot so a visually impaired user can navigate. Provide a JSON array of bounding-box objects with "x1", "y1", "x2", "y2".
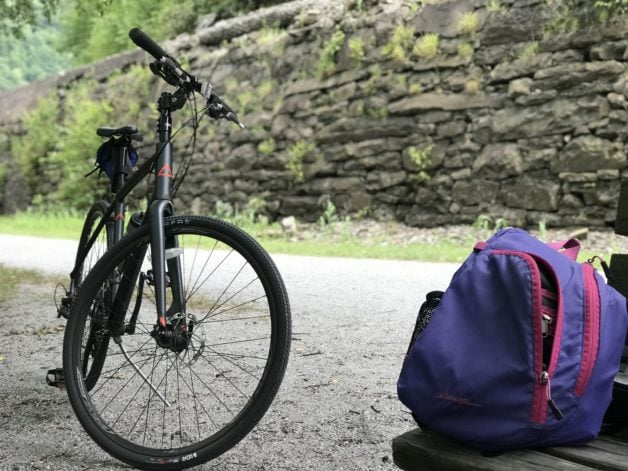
[{"x1": 66, "y1": 216, "x2": 290, "y2": 466}]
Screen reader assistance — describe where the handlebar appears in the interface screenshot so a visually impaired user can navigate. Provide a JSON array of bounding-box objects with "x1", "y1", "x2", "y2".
[
  {"x1": 128, "y1": 27, "x2": 243, "y2": 128},
  {"x1": 129, "y1": 27, "x2": 169, "y2": 61}
]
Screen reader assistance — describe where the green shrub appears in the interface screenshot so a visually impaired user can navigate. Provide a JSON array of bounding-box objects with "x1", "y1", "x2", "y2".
[
  {"x1": 11, "y1": 95, "x2": 60, "y2": 195},
  {"x1": 10, "y1": 64, "x2": 156, "y2": 211},
  {"x1": 51, "y1": 81, "x2": 113, "y2": 209}
]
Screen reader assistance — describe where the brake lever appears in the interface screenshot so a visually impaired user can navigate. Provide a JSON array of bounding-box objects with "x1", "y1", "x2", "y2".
[{"x1": 205, "y1": 92, "x2": 244, "y2": 129}]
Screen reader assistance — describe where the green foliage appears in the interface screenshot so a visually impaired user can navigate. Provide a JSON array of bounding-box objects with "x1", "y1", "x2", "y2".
[
  {"x1": 595, "y1": 0, "x2": 628, "y2": 20},
  {"x1": 383, "y1": 25, "x2": 415, "y2": 63},
  {"x1": 0, "y1": 0, "x2": 59, "y2": 37},
  {"x1": 457, "y1": 42, "x2": 474, "y2": 58},
  {"x1": 409, "y1": 83, "x2": 423, "y2": 94},
  {"x1": 257, "y1": 23, "x2": 283, "y2": 45},
  {"x1": 10, "y1": 63, "x2": 156, "y2": 211},
  {"x1": 457, "y1": 12, "x2": 479, "y2": 35},
  {"x1": 413, "y1": 33, "x2": 440, "y2": 59},
  {"x1": 348, "y1": 37, "x2": 365, "y2": 64},
  {"x1": 213, "y1": 196, "x2": 268, "y2": 227},
  {"x1": 286, "y1": 141, "x2": 315, "y2": 182},
  {"x1": 595, "y1": 0, "x2": 628, "y2": 13},
  {"x1": 236, "y1": 90, "x2": 256, "y2": 114},
  {"x1": 473, "y1": 214, "x2": 509, "y2": 232},
  {"x1": 316, "y1": 29, "x2": 346, "y2": 77},
  {"x1": 257, "y1": 138, "x2": 276, "y2": 155},
  {"x1": 58, "y1": 0, "x2": 289, "y2": 66},
  {"x1": 51, "y1": 81, "x2": 113, "y2": 209},
  {"x1": 520, "y1": 41, "x2": 539, "y2": 59},
  {"x1": 258, "y1": 80, "x2": 276, "y2": 99},
  {"x1": 318, "y1": 200, "x2": 340, "y2": 226},
  {"x1": 486, "y1": 0, "x2": 506, "y2": 12},
  {"x1": 538, "y1": 219, "x2": 548, "y2": 239},
  {"x1": 11, "y1": 95, "x2": 61, "y2": 195},
  {"x1": 0, "y1": 23, "x2": 71, "y2": 91},
  {"x1": 407, "y1": 144, "x2": 433, "y2": 182}
]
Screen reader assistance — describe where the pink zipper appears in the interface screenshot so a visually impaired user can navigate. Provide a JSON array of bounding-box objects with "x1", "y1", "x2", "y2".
[
  {"x1": 574, "y1": 263, "x2": 600, "y2": 396},
  {"x1": 491, "y1": 250, "x2": 564, "y2": 425}
]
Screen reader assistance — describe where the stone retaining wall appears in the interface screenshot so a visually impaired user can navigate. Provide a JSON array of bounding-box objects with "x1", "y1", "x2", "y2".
[{"x1": 1, "y1": 0, "x2": 627, "y2": 228}]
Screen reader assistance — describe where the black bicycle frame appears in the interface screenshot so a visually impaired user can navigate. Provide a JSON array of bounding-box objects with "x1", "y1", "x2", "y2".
[{"x1": 72, "y1": 90, "x2": 188, "y2": 333}]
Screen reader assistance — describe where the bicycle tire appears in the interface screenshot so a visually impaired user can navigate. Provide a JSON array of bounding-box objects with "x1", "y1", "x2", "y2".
[
  {"x1": 63, "y1": 215, "x2": 291, "y2": 470},
  {"x1": 75, "y1": 200, "x2": 113, "y2": 390},
  {"x1": 74, "y1": 200, "x2": 113, "y2": 283}
]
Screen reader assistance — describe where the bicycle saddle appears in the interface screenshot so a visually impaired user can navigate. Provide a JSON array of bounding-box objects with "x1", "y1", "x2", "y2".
[{"x1": 96, "y1": 125, "x2": 139, "y2": 137}]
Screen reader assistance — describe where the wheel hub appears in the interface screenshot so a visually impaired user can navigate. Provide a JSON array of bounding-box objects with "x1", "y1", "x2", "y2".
[{"x1": 151, "y1": 316, "x2": 195, "y2": 353}]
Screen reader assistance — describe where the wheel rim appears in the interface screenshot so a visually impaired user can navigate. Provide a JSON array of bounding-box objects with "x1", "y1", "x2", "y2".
[{"x1": 69, "y1": 221, "x2": 285, "y2": 458}]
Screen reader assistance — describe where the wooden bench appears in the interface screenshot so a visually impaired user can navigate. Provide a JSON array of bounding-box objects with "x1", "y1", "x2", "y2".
[
  {"x1": 392, "y1": 428, "x2": 628, "y2": 471},
  {"x1": 392, "y1": 330, "x2": 628, "y2": 471}
]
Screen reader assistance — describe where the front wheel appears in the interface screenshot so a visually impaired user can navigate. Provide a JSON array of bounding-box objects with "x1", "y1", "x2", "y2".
[{"x1": 63, "y1": 216, "x2": 291, "y2": 470}]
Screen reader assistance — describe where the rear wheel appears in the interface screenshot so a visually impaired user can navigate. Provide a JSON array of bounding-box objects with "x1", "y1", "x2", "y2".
[
  {"x1": 75, "y1": 200, "x2": 114, "y2": 390},
  {"x1": 63, "y1": 216, "x2": 291, "y2": 470}
]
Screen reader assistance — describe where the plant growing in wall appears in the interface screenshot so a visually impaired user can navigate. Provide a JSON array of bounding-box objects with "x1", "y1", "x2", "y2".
[
  {"x1": 407, "y1": 144, "x2": 434, "y2": 182},
  {"x1": 383, "y1": 24, "x2": 415, "y2": 63},
  {"x1": 348, "y1": 37, "x2": 366, "y2": 65},
  {"x1": 316, "y1": 29, "x2": 346, "y2": 77},
  {"x1": 486, "y1": 0, "x2": 506, "y2": 12},
  {"x1": 519, "y1": 41, "x2": 539, "y2": 59},
  {"x1": 457, "y1": 42, "x2": 474, "y2": 58},
  {"x1": 457, "y1": 11, "x2": 479, "y2": 36},
  {"x1": 258, "y1": 138, "x2": 276, "y2": 155},
  {"x1": 413, "y1": 33, "x2": 440, "y2": 59},
  {"x1": 286, "y1": 141, "x2": 316, "y2": 183}
]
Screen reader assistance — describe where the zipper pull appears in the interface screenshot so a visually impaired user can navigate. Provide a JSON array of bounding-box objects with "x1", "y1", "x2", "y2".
[
  {"x1": 540, "y1": 371, "x2": 564, "y2": 420},
  {"x1": 586, "y1": 255, "x2": 610, "y2": 278},
  {"x1": 542, "y1": 314, "x2": 552, "y2": 338}
]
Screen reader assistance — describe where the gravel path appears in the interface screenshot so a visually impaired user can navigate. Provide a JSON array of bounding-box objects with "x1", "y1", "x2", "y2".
[
  {"x1": 1, "y1": 223, "x2": 627, "y2": 470},
  {"x1": 0, "y1": 233, "x2": 458, "y2": 470}
]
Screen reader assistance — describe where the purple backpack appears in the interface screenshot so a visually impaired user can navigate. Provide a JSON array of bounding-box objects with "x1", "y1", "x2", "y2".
[{"x1": 398, "y1": 228, "x2": 628, "y2": 450}]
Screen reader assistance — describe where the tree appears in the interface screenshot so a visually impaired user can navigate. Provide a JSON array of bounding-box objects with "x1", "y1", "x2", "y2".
[{"x1": 0, "y1": 0, "x2": 59, "y2": 36}]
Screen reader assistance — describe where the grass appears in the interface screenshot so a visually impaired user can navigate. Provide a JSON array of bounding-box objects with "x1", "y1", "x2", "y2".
[
  {"x1": 0, "y1": 212, "x2": 474, "y2": 263},
  {"x1": 0, "y1": 212, "x2": 83, "y2": 239},
  {"x1": 0, "y1": 263, "x2": 51, "y2": 302},
  {"x1": 0, "y1": 213, "x2": 610, "y2": 265}
]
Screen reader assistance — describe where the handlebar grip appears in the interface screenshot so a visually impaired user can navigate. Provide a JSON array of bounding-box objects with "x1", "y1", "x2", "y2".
[{"x1": 129, "y1": 27, "x2": 168, "y2": 60}]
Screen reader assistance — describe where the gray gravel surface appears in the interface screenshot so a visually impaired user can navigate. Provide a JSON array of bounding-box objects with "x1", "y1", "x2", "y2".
[{"x1": 0, "y1": 234, "x2": 459, "y2": 470}]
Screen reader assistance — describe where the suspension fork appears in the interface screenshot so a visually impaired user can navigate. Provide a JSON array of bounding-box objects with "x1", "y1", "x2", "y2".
[
  {"x1": 146, "y1": 93, "x2": 186, "y2": 328},
  {"x1": 146, "y1": 200, "x2": 186, "y2": 327}
]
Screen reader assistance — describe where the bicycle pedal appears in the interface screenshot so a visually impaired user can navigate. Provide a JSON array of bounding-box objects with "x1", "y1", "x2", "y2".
[{"x1": 46, "y1": 368, "x2": 65, "y2": 389}]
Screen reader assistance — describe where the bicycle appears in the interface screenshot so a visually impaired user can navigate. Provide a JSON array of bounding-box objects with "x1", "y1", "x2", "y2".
[{"x1": 51, "y1": 28, "x2": 292, "y2": 470}]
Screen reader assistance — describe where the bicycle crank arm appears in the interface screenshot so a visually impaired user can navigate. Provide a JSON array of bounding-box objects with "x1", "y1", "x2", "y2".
[{"x1": 113, "y1": 336, "x2": 171, "y2": 407}]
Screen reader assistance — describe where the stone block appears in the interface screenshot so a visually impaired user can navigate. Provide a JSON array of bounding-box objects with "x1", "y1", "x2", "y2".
[
  {"x1": 501, "y1": 177, "x2": 560, "y2": 211},
  {"x1": 473, "y1": 143, "x2": 523, "y2": 178},
  {"x1": 552, "y1": 136, "x2": 625, "y2": 173}
]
